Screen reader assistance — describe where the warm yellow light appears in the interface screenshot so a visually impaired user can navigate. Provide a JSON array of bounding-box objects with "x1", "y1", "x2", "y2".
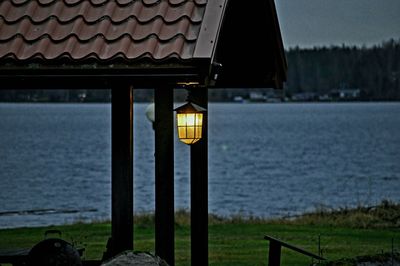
[
  {"x1": 176, "y1": 113, "x2": 203, "y2": 144},
  {"x1": 175, "y1": 102, "x2": 206, "y2": 145}
]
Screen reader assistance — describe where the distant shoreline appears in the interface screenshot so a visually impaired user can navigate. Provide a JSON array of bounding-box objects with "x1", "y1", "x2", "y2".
[{"x1": 1, "y1": 200, "x2": 399, "y2": 230}]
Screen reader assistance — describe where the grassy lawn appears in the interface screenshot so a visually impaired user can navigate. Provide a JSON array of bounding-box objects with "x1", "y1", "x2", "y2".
[{"x1": 0, "y1": 202, "x2": 399, "y2": 265}]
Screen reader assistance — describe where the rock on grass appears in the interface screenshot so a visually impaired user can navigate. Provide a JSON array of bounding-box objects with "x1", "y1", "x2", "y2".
[{"x1": 101, "y1": 251, "x2": 169, "y2": 266}]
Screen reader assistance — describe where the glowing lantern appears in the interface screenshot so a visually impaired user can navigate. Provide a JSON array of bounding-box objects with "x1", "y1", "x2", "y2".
[{"x1": 175, "y1": 102, "x2": 206, "y2": 145}]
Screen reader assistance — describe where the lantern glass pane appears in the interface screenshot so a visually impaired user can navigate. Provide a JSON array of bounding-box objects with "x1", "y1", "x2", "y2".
[
  {"x1": 187, "y1": 126, "x2": 195, "y2": 138},
  {"x1": 177, "y1": 114, "x2": 187, "y2": 127},
  {"x1": 178, "y1": 127, "x2": 186, "y2": 139},
  {"x1": 195, "y1": 113, "x2": 203, "y2": 127},
  {"x1": 186, "y1": 114, "x2": 195, "y2": 126},
  {"x1": 195, "y1": 126, "x2": 202, "y2": 138}
]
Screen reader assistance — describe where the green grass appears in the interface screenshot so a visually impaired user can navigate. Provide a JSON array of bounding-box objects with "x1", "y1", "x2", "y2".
[{"x1": 0, "y1": 202, "x2": 399, "y2": 265}]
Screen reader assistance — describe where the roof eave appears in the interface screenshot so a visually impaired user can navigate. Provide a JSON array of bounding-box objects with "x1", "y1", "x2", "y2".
[{"x1": 0, "y1": 59, "x2": 210, "y2": 89}]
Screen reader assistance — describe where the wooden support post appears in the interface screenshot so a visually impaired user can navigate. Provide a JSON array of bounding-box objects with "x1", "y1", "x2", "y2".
[
  {"x1": 189, "y1": 88, "x2": 208, "y2": 266},
  {"x1": 110, "y1": 87, "x2": 134, "y2": 256},
  {"x1": 268, "y1": 240, "x2": 282, "y2": 266},
  {"x1": 155, "y1": 87, "x2": 175, "y2": 266}
]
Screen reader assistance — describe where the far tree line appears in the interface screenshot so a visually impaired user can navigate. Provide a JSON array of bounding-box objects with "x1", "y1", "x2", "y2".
[{"x1": 285, "y1": 39, "x2": 400, "y2": 100}]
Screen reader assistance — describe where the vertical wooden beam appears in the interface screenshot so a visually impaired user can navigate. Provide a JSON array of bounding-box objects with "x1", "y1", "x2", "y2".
[
  {"x1": 268, "y1": 240, "x2": 282, "y2": 266},
  {"x1": 155, "y1": 87, "x2": 175, "y2": 266},
  {"x1": 111, "y1": 86, "x2": 134, "y2": 256},
  {"x1": 189, "y1": 88, "x2": 208, "y2": 266}
]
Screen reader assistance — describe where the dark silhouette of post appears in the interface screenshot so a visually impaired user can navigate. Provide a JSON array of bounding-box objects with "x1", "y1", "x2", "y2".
[
  {"x1": 155, "y1": 87, "x2": 175, "y2": 266},
  {"x1": 189, "y1": 88, "x2": 208, "y2": 266},
  {"x1": 268, "y1": 240, "x2": 282, "y2": 266},
  {"x1": 110, "y1": 87, "x2": 134, "y2": 256}
]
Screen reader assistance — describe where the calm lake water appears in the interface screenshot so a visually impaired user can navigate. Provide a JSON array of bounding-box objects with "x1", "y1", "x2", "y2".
[{"x1": 0, "y1": 102, "x2": 399, "y2": 228}]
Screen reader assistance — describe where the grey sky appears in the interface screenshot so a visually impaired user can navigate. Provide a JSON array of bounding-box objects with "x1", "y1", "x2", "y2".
[{"x1": 275, "y1": 0, "x2": 400, "y2": 48}]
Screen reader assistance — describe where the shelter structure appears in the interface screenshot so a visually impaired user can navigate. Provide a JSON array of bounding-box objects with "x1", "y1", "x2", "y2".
[{"x1": 0, "y1": 0, "x2": 287, "y2": 265}]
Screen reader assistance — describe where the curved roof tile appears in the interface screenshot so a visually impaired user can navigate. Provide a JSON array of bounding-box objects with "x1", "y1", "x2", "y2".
[
  {"x1": 0, "y1": 35, "x2": 195, "y2": 61},
  {"x1": 0, "y1": 17, "x2": 200, "y2": 42},
  {"x1": 0, "y1": 1, "x2": 205, "y2": 24}
]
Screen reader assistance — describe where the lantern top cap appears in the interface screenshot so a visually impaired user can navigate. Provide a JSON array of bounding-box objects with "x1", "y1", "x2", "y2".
[{"x1": 174, "y1": 102, "x2": 206, "y2": 113}]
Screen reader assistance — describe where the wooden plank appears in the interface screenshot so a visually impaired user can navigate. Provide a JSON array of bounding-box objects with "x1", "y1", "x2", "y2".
[
  {"x1": 189, "y1": 88, "x2": 208, "y2": 266},
  {"x1": 264, "y1": 235, "x2": 325, "y2": 261},
  {"x1": 155, "y1": 87, "x2": 175, "y2": 266},
  {"x1": 110, "y1": 87, "x2": 134, "y2": 256}
]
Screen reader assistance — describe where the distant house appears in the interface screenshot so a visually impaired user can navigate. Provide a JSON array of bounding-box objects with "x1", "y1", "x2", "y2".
[
  {"x1": 331, "y1": 89, "x2": 361, "y2": 100},
  {"x1": 232, "y1": 89, "x2": 282, "y2": 103},
  {"x1": 318, "y1": 94, "x2": 332, "y2": 101},
  {"x1": 233, "y1": 96, "x2": 245, "y2": 103},
  {"x1": 291, "y1": 92, "x2": 318, "y2": 101},
  {"x1": 249, "y1": 91, "x2": 266, "y2": 102}
]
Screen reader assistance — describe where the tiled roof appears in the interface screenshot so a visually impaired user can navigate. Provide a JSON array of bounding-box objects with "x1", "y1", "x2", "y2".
[
  {"x1": 0, "y1": 0, "x2": 208, "y2": 62},
  {"x1": 0, "y1": 0, "x2": 287, "y2": 89}
]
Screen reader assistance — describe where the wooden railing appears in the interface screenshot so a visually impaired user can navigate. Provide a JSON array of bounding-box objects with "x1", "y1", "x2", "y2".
[{"x1": 264, "y1": 235, "x2": 325, "y2": 266}]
